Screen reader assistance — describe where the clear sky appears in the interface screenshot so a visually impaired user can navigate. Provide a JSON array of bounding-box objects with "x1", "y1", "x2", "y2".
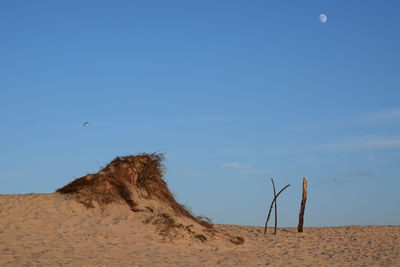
[{"x1": 1, "y1": 0, "x2": 399, "y2": 227}]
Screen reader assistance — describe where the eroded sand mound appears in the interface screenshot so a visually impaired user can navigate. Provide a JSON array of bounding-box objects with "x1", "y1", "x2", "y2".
[{"x1": 56, "y1": 153, "x2": 243, "y2": 244}]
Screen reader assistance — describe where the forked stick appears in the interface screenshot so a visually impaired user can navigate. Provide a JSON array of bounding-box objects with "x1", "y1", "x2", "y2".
[{"x1": 264, "y1": 183, "x2": 290, "y2": 235}]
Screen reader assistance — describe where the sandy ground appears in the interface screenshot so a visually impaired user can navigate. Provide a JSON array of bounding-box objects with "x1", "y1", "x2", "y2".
[{"x1": 1, "y1": 193, "x2": 399, "y2": 266}]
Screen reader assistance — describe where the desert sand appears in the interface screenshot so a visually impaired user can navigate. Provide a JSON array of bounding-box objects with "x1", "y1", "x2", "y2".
[
  {"x1": 1, "y1": 154, "x2": 399, "y2": 266},
  {"x1": 1, "y1": 193, "x2": 399, "y2": 266}
]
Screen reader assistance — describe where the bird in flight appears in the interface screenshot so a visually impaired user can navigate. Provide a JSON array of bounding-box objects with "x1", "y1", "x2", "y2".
[{"x1": 82, "y1": 121, "x2": 89, "y2": 127}]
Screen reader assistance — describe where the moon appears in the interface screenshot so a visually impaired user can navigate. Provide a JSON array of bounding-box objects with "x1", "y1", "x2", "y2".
[{"x1": 319, "y1": 14, "x2": 328, "y2": 23}]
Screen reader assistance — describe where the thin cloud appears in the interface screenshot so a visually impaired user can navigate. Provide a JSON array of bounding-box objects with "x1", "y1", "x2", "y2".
[
  {"x1": 220, "y1": 162, "x2": 274, "y2": 174},
  {"x1": 0, "y1": 172, "x2": 26, "y2": 179},
  {"x1": 316, "y1": 171, "x2": 377, "y2": 186},
  {"x1": 313, "y1": 135, "x2": 400, "y2": 152},
  {"x1": 321, "y1": 108, "x2": 400, "y2": 129},
  {"x1": 174, "y1": 116, "x2": 240, "y2": 124},
  {"x1": 336, "y1": 171, "x2": 376, "y2": 179},
  {"x1": 221, "y1": 162, "x2": 249, "y2": 169},
  {"x1": 364, "y1": 108, "x2": 400, "y2": 122},
  {"x1": 315, "y1": 177, "x2": 348, "y2": 186}
]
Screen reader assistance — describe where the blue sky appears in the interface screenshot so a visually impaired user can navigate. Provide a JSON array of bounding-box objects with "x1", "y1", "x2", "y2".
[{"x1": 1, "y1": 0, "x2": 399, "y2": 227}]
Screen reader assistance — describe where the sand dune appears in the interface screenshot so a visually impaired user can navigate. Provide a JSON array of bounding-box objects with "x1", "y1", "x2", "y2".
[
  {"x1": 1, "y1": 193, "x2": 399, "y2": 266},
  {"x1": 1, "y1": 154, "x2": 399, "y2": 266}
]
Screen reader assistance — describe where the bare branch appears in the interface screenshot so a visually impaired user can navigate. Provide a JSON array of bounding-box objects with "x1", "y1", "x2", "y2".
[{"x1": 264, "y1": 183, "x2": 290, "y2": 235}]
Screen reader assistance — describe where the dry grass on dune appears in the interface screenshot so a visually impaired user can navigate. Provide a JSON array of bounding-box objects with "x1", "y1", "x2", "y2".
[
  {"x1": 56, "y1": 153, "x2": 211, "y2": 228},
  {"x1": 56, "y1": 153, "x2": 243, "y2": 244}
]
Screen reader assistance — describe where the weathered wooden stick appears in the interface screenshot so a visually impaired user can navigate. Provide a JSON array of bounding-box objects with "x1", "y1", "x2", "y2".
[
  {"x1": 264, "y1": 183, "x2": 290, "y2": 235},
  {"x1": 297, "y1": 177, "x2": 308, "y2": 233},
  {"x1": 271, "y1": 178, "x2": 278, "y2": 235}
]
